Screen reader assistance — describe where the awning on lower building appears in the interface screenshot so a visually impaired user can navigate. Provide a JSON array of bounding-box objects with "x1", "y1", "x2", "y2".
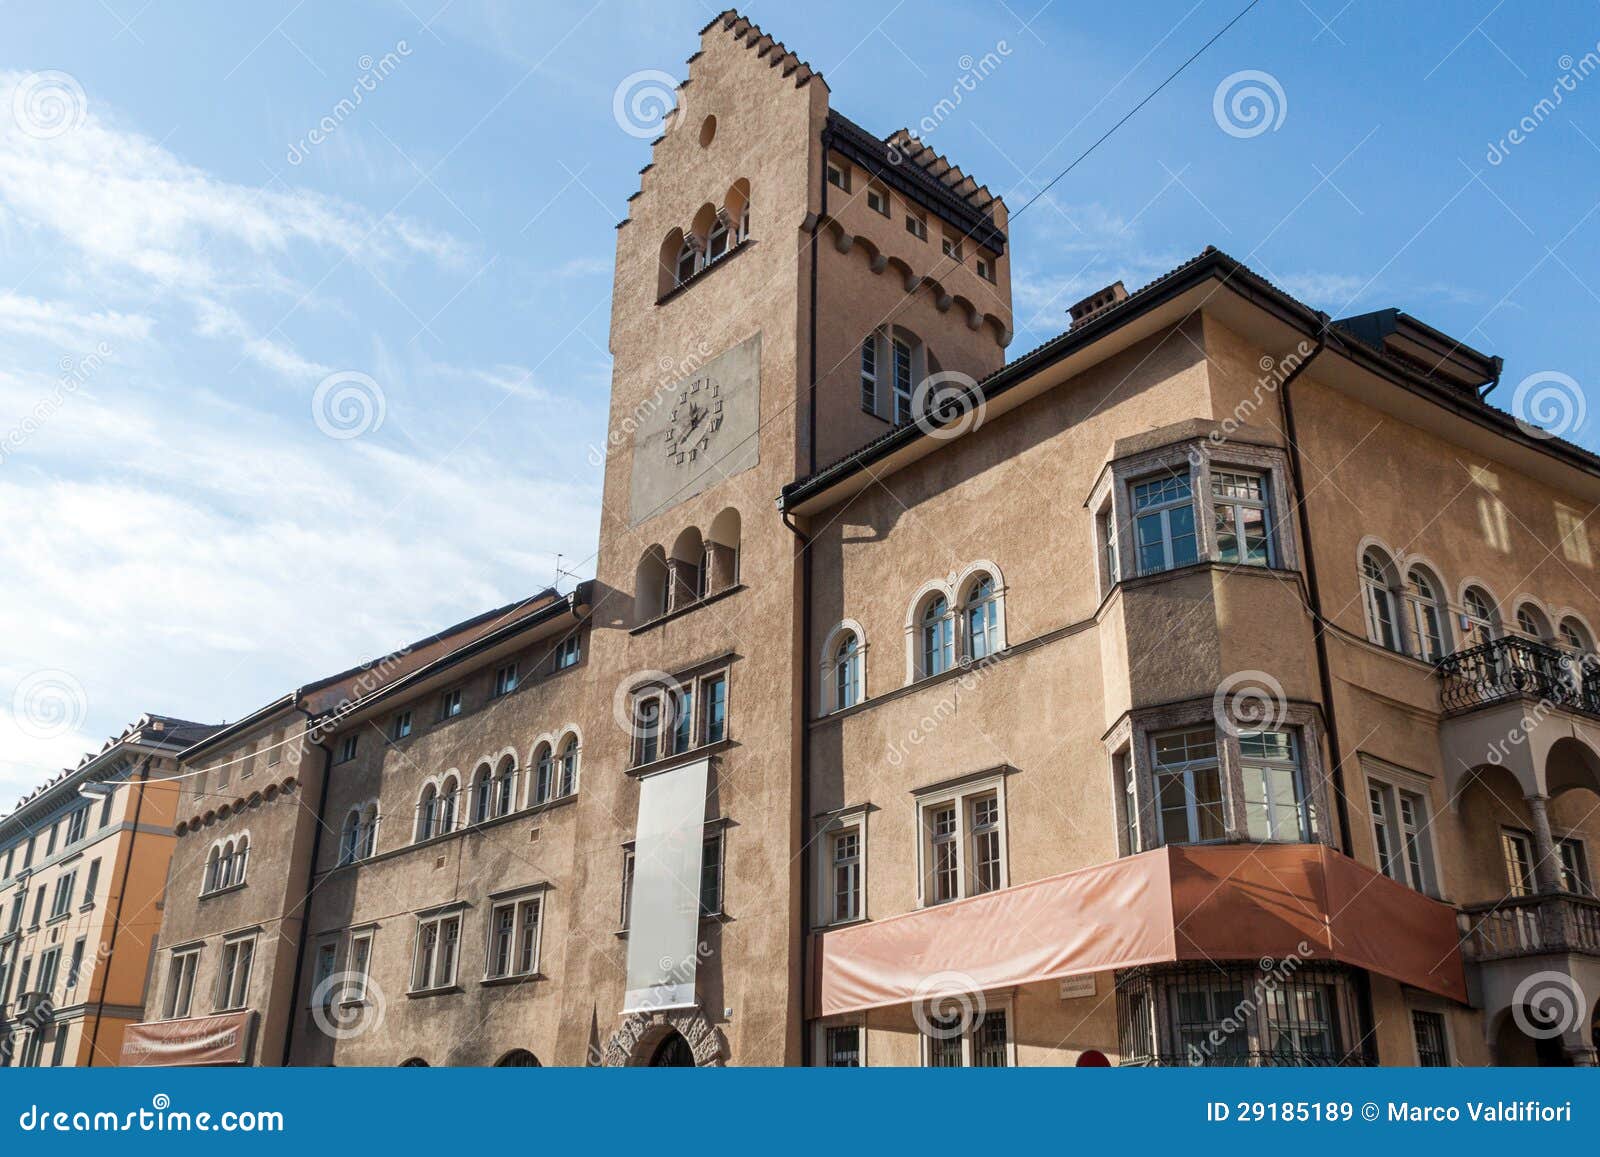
[
  {"x1": 812, "y1": 843, "x2": 1467, "y2": 1017},
  {"x1": 120, "y1": 1010, "x2": 257, "y2": 1066}
]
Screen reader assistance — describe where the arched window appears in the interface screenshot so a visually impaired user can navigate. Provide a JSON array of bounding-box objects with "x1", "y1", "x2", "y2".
[
  {"x1": 360, "y1": 804, "x2": 379, "y2": 859},
  {"x1": 558, "y1": 735, "x2": 580, "y2": 797},
  {"x1": 495, "y1": 1049, "x2": 542, "y2": 1067},
  {"x1": 1559, "y1": 616, "x2": 1593, "y2": 653},
  {"x1": 470, "y1": 764, "x2": 493, "y2": 824},
  {"x1": 1515, "y1": 602, "x2": 1551, "y2": 643},
  {"x1": 1462, "y1": 585, "x2": 1500, "y2": 643},
  {"x1": 233, "y1": 834, "x2": 249, "y2": 885},
  {"x1": 962, "y1": 573, "x2": 1000, "y2": 662},
  {"x1": 532, "y1": 743, "x2": 554, "y2": 806},
  {"x1": 725, "y1": 178, "x2": 751, "y2": 245},
  {"x1": 1360, "y1": 549, "x2": 1401, "y2": 652},
  {"x1": 670, "y1": 527, "x2": 705, "y2": 610},
  {"x1": 636, "y1": 546, "x2": 669, "y2": 624},
  {"x1": 204, "y1": 845, "x2": 222, "y2": 893},
  {"x1": 832, "y1": 631, "x2": 862, "y2": 711},
  {"x1": 340, "y1": 810, "x2": 361, "y2": 865},
  {"x1": 1404, "y1": 567, "x2": 1448, "y2": 662},
  {"x1": 437, "y1": 776, "x2": 458, "y2": 835},
  {"x1": 920, "y1": 595, "x2": 954, "y2": 678},
  {"x1": 399, "y1": 1057, "x2": 429, "y2": 1068},
  {"x1": 707, "y1": 507, "x2": 741, "y2": 592},
  {"x1": 416, "y1": 784, "x2": 438, "y2": 842},
  {"x1": 659, "y1": 227, "x2": 687, "y2": 297},
  {"x1": 494, "y1": 756, "x2": 517, "y2": 817},
  {"x1": 691, "y1": 202, "x2": 720, "y2": 268}
]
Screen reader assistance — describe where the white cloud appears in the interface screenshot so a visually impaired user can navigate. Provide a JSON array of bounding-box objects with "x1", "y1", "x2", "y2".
[{"x1": 0, "y1": 291, "x2": 153, "y2": 347}]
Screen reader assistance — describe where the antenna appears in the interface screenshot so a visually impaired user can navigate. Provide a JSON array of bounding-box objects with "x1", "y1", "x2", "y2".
[{"x1": 553, "y1": 553, "x2": 581, "y2": 592}]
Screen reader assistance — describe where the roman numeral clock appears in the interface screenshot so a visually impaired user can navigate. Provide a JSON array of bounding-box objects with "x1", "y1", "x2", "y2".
[{"x1": 628, "y1": 332, "x2": 762, "y2": 525}]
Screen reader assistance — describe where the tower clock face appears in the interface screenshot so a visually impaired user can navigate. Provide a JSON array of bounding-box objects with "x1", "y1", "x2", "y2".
[{"x1": 664, "y1": 376, "x2": 724, "y2": 465}]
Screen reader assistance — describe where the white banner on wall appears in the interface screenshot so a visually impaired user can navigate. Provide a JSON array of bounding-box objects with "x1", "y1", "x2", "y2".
[{"x1": 623, "y1": 756, "x2": 711, "y2": 1013}]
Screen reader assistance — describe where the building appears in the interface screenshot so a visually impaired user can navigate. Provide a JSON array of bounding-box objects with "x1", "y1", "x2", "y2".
[
  {"x1": 125, "y1": 10, "x2": 1600, "y2": 1067},
  {"x1": 0, "y1": 714, "x2": 219, "y2": 1066}
]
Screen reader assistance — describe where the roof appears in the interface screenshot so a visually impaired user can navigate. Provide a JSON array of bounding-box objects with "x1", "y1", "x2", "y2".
[{"x1": 779, "y1": 246, "x2": 1600, "y2": 510}]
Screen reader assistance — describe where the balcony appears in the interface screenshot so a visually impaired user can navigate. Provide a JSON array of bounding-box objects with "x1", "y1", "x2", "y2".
[
  {"x1": 1460, "y1": 893, "x2": 1600, "y2": 961},
  {"x1": 1437, "y1": 636, "x2": 1598, "y2": 718}
]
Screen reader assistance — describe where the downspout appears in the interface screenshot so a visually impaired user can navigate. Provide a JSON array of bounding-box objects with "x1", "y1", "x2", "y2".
[
  {"x1": 280, "y1": 704, "x2": 333, "y2": 1067},
  {"x1": 85, "y1": 755, "x2": 152, "y2": 1066},
  {"x1": 1274, "y1": 318, "x2": 1353, "y2": 857},
  {"x1": 782, "y1": 505, "x2": 812, "y2": 1067},
  {"x1": 807, "y1": 127, "x2": 829, "y2": 476}
]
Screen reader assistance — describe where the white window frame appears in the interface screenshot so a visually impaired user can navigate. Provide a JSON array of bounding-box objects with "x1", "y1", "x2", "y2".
[
  {"x1": 440, "y1": 688, "x2": 463, "y2": 720},
  {"x1": 821, "y1": 620, "x2": 868, "y2": 714},
  {"x1": 918, "y1": 993, "x2": 1014, "y2": 1067},
  {"x1": 1501, "y1": 828, "x2": 1536, "y2": 897},
  {"x1": 1364, "y1": 762, "x2": 1440, "y2": 897},
  {"x1": 914, "y1": 774, "x2": 1009, "y2": 908},
  {"x1": 493, "y1": 663, "x2": 519, "y2": 697},
  {"x1": 337, "y1": 734, "x2": 358, "y2": 764},
  {"x1": 556, "y1": 634, "x2": 581, "y2": 670},
  {"x1": 865, "y1": 184, "x2": 889, "y2": 216},
  {"x1": 484, "y1": 892, "x2": 544, "y2": 980},
  {"x1": 1131, "y1": 471, "x2": 1199, "y2": 576},
  {"x1": 814, "y1": 806, "x2": 869, "y2": 926},
  {"x1": 1237, "y1": 729, "x2": 1312, "y2": 844},
  {"x1": 49, "y1": 871, "x2": 75, "y2": 920},
  {"x1": 905, "y1": 212, "x2": 927, "y2": 240},
  {"x1": 1557, "y1": 835, "x2": 1593, "y2": 896},
  {"x1": 1404, "y1": 566, "x2": 1451, "y2": 662},
  {"x1": 814, "y1": 1018, "x2": 868, "y2": 1067},
  {"x1": 311, "y1": 940, "x2": 338, "y2": 1006},
  {"x1": 163, "y1": 947, "x2": 201, "y2": 1020},
  {"x1": 1151, "y1": 728, "x2": 1227, "y2": 846},
  {"x1": 214, "y1": 934, "x2": 255, "y2": 1013},
  {"x1": 1361, "y1": 549, "x2": 1403, "y2": 652},
  {"x1": 826, "y1": 161, "x2": 850, "y2": 192},
  {"x1": 345, "y1": 928, "x2": 375, "y2": 1003},
  {"x1": 392, "y1": 710, "x2": 413, "y2": 740},
  {"x1": 860, "y1": 334, "x2": 878, "y2": 415},
  {"x1": 1210, "y1": 469, "x2": 1274, "y2": 568},
  {"x1": 410, "y1": 910, "x2": 463, "y2": 993}
]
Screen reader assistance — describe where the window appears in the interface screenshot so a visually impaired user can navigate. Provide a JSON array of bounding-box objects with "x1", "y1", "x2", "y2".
[
  {"x1": 1516, "y1": 603, "x2": 1550, "y2": 642},
  {"x1": 701, "y1": 673, "x2": 727, "y2": 745},
  {"x1": 701, "y1": 832, "x2": 725, "y2": 916},
  {"x1": 30, "y1": 887, "x2": 46, "y2": 928},
  {"x1": 859, "y1": 334, "x2": 878, "y2": 414},
  {"x1": 963, "y1": 574, "x2": 1000, "y2": 661},
  {"x1": 49, "y1": 871, "x2": 75, "y2": 919},
  {"x1": 82, "y1": 859, "x2": 100, "y2": 908},
  {"x1": 1559, "y1": 837, "x2": 1592, "y2": 896},
  {"x1": 922, "y1": 1004, "x2": 1010, "y2": 1067},
  {"x1": 337, "y1": 735, "x2": 358, "y2": 764},
  {"x1": 66, "y1": 938, "x2": 85, "y2": 991},
  {"x1": 215, "y1": 937, "x2": 254, "y2": 1012},
  {"x1": 891, "y1": 336, "x2": 914, "y2": 426},
  {"x1": 619, "y1": 849, "x2": 635, "y2": 930},
  {"x1": 674, "y1": 238, "x2": 697, "y2": 286},
  {"x1": 941, "y1": 234, "x2": 963, "y2": 261},
  {"x1": 865, "y1": 185, "x2": 889, "y2": 216},
  {"x1": 1463, "y1": 586, "x2": 1499, "y2": 642},
  {"x1": 495, "y1": 759, "x2": 517, "y2": 815},
  {"x1": 341, "y1": 806, "x2": 378, "y2": 864},
  {"x1": 1238, "y1": 730, "x2": 1311, "y2": 843},
  {"x1": 1412, "y1": 1009, "x2": 1450, "y2": 1066},
  {"x1": 1405, "y1": 568, "x2": 1447, "y2": 662},
  {"x1": 347, "y1": 930, "x2": 374, "y2": 1001},
  {"x1": 558, "y1": 736, "x2": 580, "y2": 797},
  {"x1": 556, "y1": 635, "x2": 581, "y2": 670},
  {"x1": 1211, "y1": 471, "x2": 1271, "y2": 567},
  {"x1": 65, "y1": 807, "x2": 87, "y2": 845},
  {"x1": 1173, "y1": 983, "x2": 1250, "y2": 1063},
  {"x1": 1117, "y1": 749, "x2": 1140, "y2": 854},
  {"x1": 673, "y1": 680, "x2": 695, "y2": 755},
  {"x1": 919, "y1": 785, "x2": 1006, "y2": 905},
  {"x1": 975, "y1": 255, "x2": 994, "y2": 281},
  {"x1": 412, "y1": 913, "x2": 461, "y2": 991},
  {"x1": 1153, "y1": 729, "x2": 1226, "y2": 845},
  {"x1": 824, "y1": 1024, "x2": 861, "y2": 1067},
  {"x1": 46, "y1": 824, "x2": 57, "y2": 856},
  {"x1": 827, "y1": 161, "x2": 849, "y2": 191},
  {"x1": 830, "y1": 826, "x2": 862, "y2": 923},
  {"x1": 470, "y1": 765, "x2": 493, "y2": 824},
  {"x1": 1502, "y1": 829, "x2": 1535, "y2": 897},
  {"x1": 312, "y1": 943, "x2": 337, "y2": 1003},
  {"x1": 919, "y1": 596, "x2": 954, "y2": 678},
  {"x1": 532, "y1": 743, "x2": 555, "y2": 805},
  {"x1": 1361, "y1": 549, "x2": 1402, "y2": 651},
  {"x1": 632, "y1": 699, "x2": 661, "y2": 766},
  {"x1": 37, "y1": 947, "x2": 60, "y2": 1001},
  {"x1": 440, "y1": 688, "x2": 463, "y2": 720},
  {"x1": 1369, "y1": 780, "x2": 1436, "y2": 894},
  {"x1": 203, "y1": 836, "x2": 249, "y2": 893},
  {"x1": 1133, "y1": 473, "x2": 1198, "y2": 574},
  {"x1": 905, "y1": 212, "x2": 927, "y2": 240},
  {"x1": 486, "y1": 896, "x2": 542, "y2": 979},
  {"x1": 98, "y1": 788, "x2": 115, "y2": 828},
  {"x1": 494, "y1": 663, "x2": 519, "y2": 696},
  {"x1": 168, "y1": 948, "x2": 205, "y2": 1017},
  {"x1": 705, "y1": 215, "x2": 729, "y2": 264},
  {"x1": 829, "y1": 630, "x2": 863, "y2": 712},
  {"x1": 266, "y1": 731, "x2": 283, "y2": 766},
  {"x1": 630, "y1": 672, "x2": 727, "y2": 766}
]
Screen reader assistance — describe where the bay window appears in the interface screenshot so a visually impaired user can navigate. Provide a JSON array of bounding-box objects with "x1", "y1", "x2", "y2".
[
  {"x1": 1238, "y1": 730, "x2": 1310, "y2": 843},
  {"x1": 1133, "y1": 472, "x2": 1198, "y2": 575},
  {"x1": 1210, "y1": 471, "x2": 1272, "y2": 566},
  {"x1": 1152, "y1": 729, "x2": 1226, "y2": 845}
]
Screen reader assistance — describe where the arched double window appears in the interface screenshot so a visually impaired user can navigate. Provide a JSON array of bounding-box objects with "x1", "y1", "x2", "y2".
[
  {"x1": 906, "y1": 565, "x2": 1007, "y2": 683},
  {"x1": 416, "y1": 776, "x2": 459, "y2": 842},
  {"x1": 341, "y1": 804, "x2": 379, "y2": 864},
  {"x1": 1360, "y1": 548, "x2": 1402, "y2": 652},
  {"x1": 203, "y1": 834, "x2": 250, "y2": 894}
]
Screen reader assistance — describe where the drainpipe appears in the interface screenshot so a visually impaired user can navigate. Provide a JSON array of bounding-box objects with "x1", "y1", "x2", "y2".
[
  {"x1": 807, "y1": 128, "x2": 830, "y2": 477},
  {"x1": 85, "y1": 755, "x2": 152, "y2": 1066},
  {"x1": 782, "y1": 505, "x2": 813, "y2": 1068},
  {"x1": 280, "y1": 706, "x2": 333, "y2": 1067},
  {"x1": 1275, "y1": 318, "x2": 1353, "y2": 858}
]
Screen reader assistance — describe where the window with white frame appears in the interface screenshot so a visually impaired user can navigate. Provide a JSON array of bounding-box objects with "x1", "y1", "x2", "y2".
[
  {"x1": 1115, "y1": 748, "x2": 1140, "y2": 854},
  {"x1": 826, "y1": 161, "x2": 849, "y2": 191},
  {"x1": 493, "y1": 663, "x2": 519, "y2": 697},
  {"x1": 532, "y1": 743, "x2": 556, "y2": 805},
  {"x1": 1462, "y1": 586, "x2": 1499, "y2": 643},
  {"x1": 214, "y1": 936, "x2": 255, "y2": 1012},
  {"x1": 1152, "y1": 729, "x2": 1226, "y2": 845},
  {"x1": 830, "y1": 825, "x2": 862, "y2": 923},
  {"x1": 918, "y1": 782, "x2": 1006, "y2": 905},
  {"x1": 629, "y1": 670, "x2": 729, "y2": 767},
  {"x1": 556, "y1": 634, "x2": 581, "y2": 670},
  {"x1": 824, "y1": 626, "x2": 864, "y2": 713},
  {"x1": 1238, "y1": 730, "x2": 1312, "y2": 843},
  {"x1": 859, "y1": 335, "x2": 878, "y2": 414},
  {"x1": 65, "y1": 807, "x2": 87, "y2": 845},
  {"x1": 975, "y1": 255, "x2": 994, "y2": 282},
  {"x1": 941, "y1": 233, "x2": 964, "y2": 262},
  {"x1": 1361, "y1": 549, "x2": 1402, "y2": 651},
  {"x1": 1368, "y1": 778, "x2": 1437, "y2": 895},
  {"x1": 1501, "y1": 829, "x2": 1535, "y2": 897},
  {"x1": 347, "y1": 929, "x2": 374, "y2": 1001},
  {"x1": 469, "y1": 764, "x2": 494, "y2": 823},
  {"x1": 1211, "y1": 471, "x2": 1272, "y2": 567},
  {"x1": 312, "y1": 941, "x2": 338, "y2": 1004},
  {"x1": 557, "y1": 735, "x2": 580, "y2": 797},
  {"x1": 922, "y1": 1003, "x2": 1010, "y2": 1067},
  {"x1": 1516, "y1": 603, "x2": 1551, "y2": 643},
  {"x1": 391, "y1": 710, "x2": 413, "y2": 740},
  {"x1": 962, "y1": 573, "x2": 1001, "y2": 661},
  {"x1": 1559, "y1": 837, "x2": 1592, "y2": 896},
  {"x1": 337, "y1": 734, "x2": 358, "y2": 764},
  {"x1": 822, "y1": 1022, "x2": 862, "y2": 1067},
  {"x1": 49, "y1": 871, "x2": 74, "y2": 920},
  {"x1": 163, "y1": 948, "x2": 200, "y2": 1019},
  {"x1": 485, "y1": 894, "x2": 543, "y2": 980},
  {"x1": 411, "y1": 912, "x2": 462, "y2": 992},
  {"x1": 440, "y1": 688, "x2": 463, "y2": 720},
  {"x1": 1405, "y1": 567, "x2": 1448, "y2": 662},
  {"x1": 891, "y1": 335, "x2": 914, "y2": 425},
  {"x1": 865, "y1": 184, "x2": 889, "y2": 216},
  {"x1": 1133, "y1": 472, "x2": 1199, "y2": 575},
  {"x1": 905, "y1": 211, "x2": 927, "y2": 241},
  {"x1": 917, "y1": 595, "x2": 954, "y2": 679}
]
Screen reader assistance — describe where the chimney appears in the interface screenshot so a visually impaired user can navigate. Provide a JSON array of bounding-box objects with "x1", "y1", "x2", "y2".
[{"x1": 1068, "y1": 281, "x2": 1128, "y2": 330}]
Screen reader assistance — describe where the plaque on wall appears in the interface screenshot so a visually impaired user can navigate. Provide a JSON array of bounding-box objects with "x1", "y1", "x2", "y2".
[{"x1": 629, "y1": 332, "x2": 761, "y2": 525}]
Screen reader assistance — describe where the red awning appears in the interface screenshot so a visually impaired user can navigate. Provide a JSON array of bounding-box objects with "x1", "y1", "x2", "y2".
[{"x1": 813, "y1": 844, "x2": 1467, "y2": 1017}]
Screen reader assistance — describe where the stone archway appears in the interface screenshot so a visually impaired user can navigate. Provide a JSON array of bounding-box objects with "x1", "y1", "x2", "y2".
[{"x1": 601, "y1": 1007, "x2": 725, "y2": 1067}]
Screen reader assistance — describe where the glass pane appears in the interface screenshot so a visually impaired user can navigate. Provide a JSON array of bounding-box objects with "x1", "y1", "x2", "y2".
[
  {"x1": 1214, "y1": 503, "x2": 1238, "y2": 564},
  {"x1": 1168, "y1": 503, "x2": 1197, "y2": 567}
]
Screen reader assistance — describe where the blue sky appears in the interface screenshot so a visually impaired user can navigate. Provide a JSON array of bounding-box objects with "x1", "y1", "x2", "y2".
[{"x1": 3, "y1": 0, "x2": 1600, "y2": 801}]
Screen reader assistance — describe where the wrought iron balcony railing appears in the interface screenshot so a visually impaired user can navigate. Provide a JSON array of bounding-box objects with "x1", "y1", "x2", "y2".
[
  {"x1": 1459, "y1": 893, "x2": 1600, "y2": 961},
  {"x1": 1436, "y1": 636, "x2": 1600, "y2": 717}
]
